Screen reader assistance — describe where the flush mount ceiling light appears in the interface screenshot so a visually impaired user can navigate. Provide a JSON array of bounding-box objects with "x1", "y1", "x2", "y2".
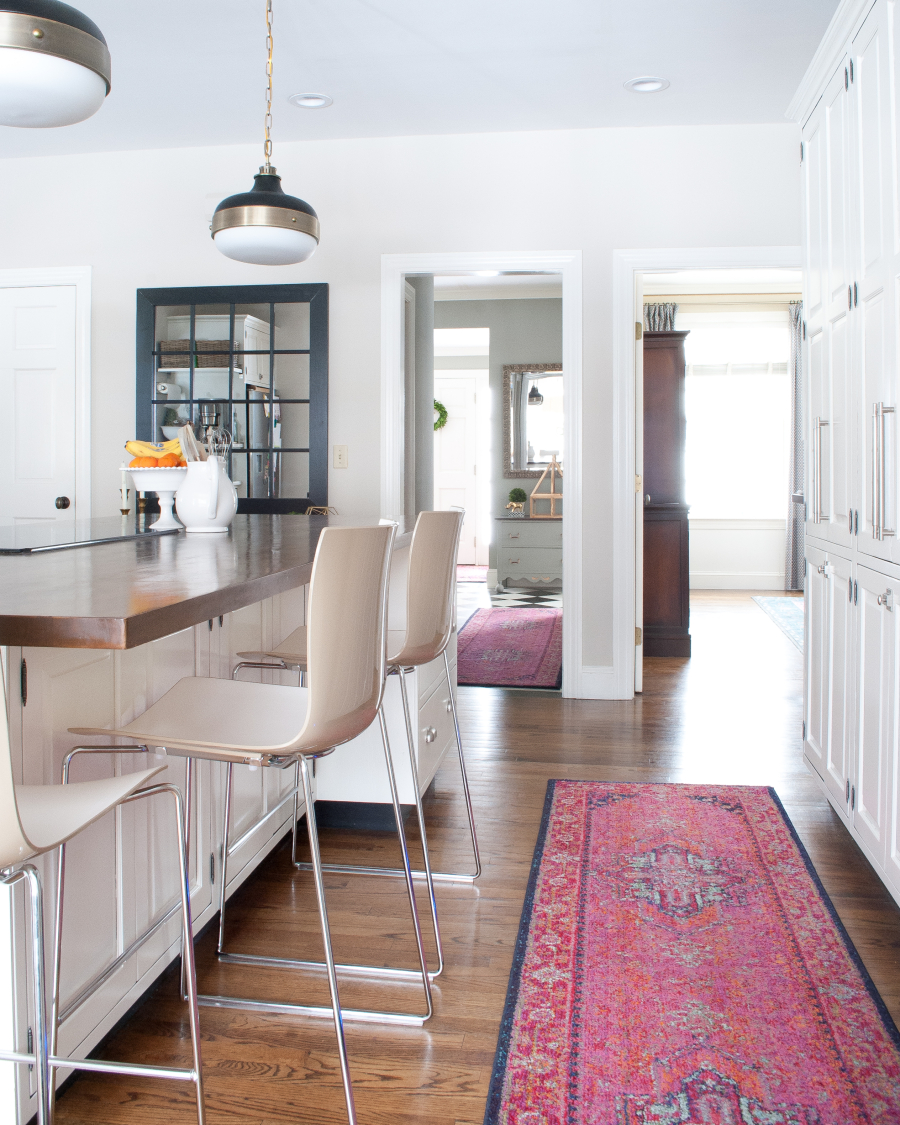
[
  {"x1": 624, "y1": 76, "x2": 670, "y2": 94},
  {"x1": 288, "y1": 91, "x2": 332, "y2": 108},
  {"x1": 0, "y1": 0, "x2": 110, "y2": 128},
  {"x1": 211, "y1": 0, "x2": 319, "y2": 266}
]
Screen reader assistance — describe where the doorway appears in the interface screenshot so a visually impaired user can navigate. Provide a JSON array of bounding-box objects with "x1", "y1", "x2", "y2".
[{"x1": 0, "y1": 268, "x2": 91, "y2": 525}]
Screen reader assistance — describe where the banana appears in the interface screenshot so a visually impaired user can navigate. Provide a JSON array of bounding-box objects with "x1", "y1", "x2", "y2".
[{"x1": 125, "y1": 439, "x2": 182, "y2": 459}]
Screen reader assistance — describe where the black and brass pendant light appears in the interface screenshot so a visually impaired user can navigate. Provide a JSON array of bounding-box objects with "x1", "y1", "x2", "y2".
[
  {"x1": 211, "y1": 0, "x2": 319, "y2": 266},
  {"x1": 0, "y1": 0, "x2": 110, "y2": 128},
  {"x1": 528, "y1": 382, "x2": 544, "y2": 406}
]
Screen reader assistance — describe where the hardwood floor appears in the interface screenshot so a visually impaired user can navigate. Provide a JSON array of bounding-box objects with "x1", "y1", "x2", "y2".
[{"x1": 54, "y1": 591, "x2": 900, "y2": 1124}]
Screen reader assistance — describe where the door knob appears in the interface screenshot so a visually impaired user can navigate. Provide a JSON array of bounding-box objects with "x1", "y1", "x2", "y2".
[
  {"x1": 55, "y1": 496, "x2": 71, "y2": 510},
  {"x1": 645, "y1": 493, "x2": 651, "y2": 505}
]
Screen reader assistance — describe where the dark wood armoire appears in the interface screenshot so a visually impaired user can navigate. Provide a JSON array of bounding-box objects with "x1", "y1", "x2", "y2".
[{"x1": 643, "y1": 330, "x2": 691, "y2": 657}]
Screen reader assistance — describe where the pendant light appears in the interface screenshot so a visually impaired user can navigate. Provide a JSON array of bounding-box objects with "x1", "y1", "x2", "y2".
[
  {"x1": 528, "y1": 382, "x2": 544, "y2": 406},
  {"x1": 0, "y1": 0, "x2": 110, "y2": 128},
  {"x1": 211, "y1": 0, "x2": 319, "y2": 266}
]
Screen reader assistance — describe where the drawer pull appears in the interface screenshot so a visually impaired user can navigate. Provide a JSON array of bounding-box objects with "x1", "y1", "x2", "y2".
[
  {"x1": 445, "y1": 699, "x2": 453, "y2": 713},
  {"x1": 423, "y1": 726, "x2": 437, "y2": 744},
  {"x1": 509, "y1": 558, "x2": 519, "y2": 564}
]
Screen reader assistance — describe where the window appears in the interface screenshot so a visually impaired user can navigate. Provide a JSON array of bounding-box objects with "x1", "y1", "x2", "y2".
[
  {"x1": 136, "y1": 284, "x2": 328, "y2": 513},
  {"x1": 679, "y1": 309, "x2": 790, "y2": 520}
]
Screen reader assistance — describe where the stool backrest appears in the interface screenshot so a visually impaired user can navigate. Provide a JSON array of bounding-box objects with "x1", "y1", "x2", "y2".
[
  {"x1": 395, "y1": 509, "x2": 464, "y2": 666},
  {"x1": 0, "y1": 669, "x2": 35, "y2": 868},
  {"x1": 296, "y1": 523, "x2": 395, "y2": 754}
]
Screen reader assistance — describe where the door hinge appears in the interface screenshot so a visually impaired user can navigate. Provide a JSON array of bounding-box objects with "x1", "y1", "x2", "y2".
[
  {"x1": 635, "y1": 322, "x2": 643, "y2": 341},
  {"x1": 210, "y1": 852, "x2": 215, "y2": 884},
  {"x1": 635, "y1": 474, "x2": 642, "y2": 494},
  {"x1": 20, "y1": 659, "x2": 27, "y2": 707},
  {"x1": 635, "y1": 626, "x2": 642, "y2": 646}
]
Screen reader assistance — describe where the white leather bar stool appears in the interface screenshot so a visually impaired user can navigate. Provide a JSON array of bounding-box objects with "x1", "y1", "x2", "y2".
[
  {"x1": 70, "y1": 523, "x2": 431, "y2": 1125},
  {"x1": 233, "y1": 510, "x2": 481, "y2": 959},
  {"x1": 0, "y1": 683, "x2": 205, "y2": 1125}
]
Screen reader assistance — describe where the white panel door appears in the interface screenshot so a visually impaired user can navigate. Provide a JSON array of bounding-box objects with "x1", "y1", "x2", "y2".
[
  {"x1": 804, "y1": 543, "x2": 831, "y2": 779},
  {"x1": 826, "y1": 552, "x2": 855, "y2": 809},
  {"x1": 0, "y1": 287, "x2": 77, "y2": 524},
  {"x1": 854, "y1": 563, "x2": 896, "y2": 867},
  {"x1": 854, "y1": 3, "x2": 896, "y2": 562},
  {"x1": 807, "y1": 60, "x2": 854, "y2": 548},
  {"x1": 434, "y1": 374, "x2": 488, "y2": 565}
]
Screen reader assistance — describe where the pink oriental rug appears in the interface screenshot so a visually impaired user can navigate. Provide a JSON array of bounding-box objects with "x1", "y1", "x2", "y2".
[
  {"x1": 485, "y1": 781, "x2": 900, "y2": 1125},
  {"x1": 457, "y1": 608, "x2": 562, "y2": 688}
]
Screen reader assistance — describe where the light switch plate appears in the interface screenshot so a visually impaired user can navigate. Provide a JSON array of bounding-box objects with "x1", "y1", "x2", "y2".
[{"x1": 333, "y1": 444, "x2": 348, "y2": 469}]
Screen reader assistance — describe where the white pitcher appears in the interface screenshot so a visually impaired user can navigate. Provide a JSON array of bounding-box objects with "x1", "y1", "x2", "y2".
[{"x1": 175, "y1": 457, "x2": 238, "y2": 534}]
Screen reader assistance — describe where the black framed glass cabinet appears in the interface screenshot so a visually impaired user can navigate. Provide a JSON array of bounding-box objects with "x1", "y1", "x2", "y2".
[{"x1": 136, "y1": 284, "x2": 327, "y2": 512}]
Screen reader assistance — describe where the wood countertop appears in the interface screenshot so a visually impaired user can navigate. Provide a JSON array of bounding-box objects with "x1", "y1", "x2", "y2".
[{"x1": 0, "y1": 514, "x2": 411, "y2": 650}]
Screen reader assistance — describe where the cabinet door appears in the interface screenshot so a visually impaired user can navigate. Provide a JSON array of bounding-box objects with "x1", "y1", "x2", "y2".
[
  {"x1": 804, "y1": 543, "x2": 831, "y2": 777},
  {"x1": 854, "y1": 3, "x2": 897, "y2": 562},
  {"x1": 807, "y1": 60, "x2": 855, "y2": 548},
  {"x1": 854, "y1": 564, "x2": 896, "y2": 866},
  {"x1": 826, "y1": 552, "x2": 855, "y2": 808}
]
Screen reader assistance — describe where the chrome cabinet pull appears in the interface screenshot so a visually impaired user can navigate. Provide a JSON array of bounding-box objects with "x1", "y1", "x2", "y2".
[
  {"x1": 812, "y1": 417, "x2": 829, "y2": 523},
  {"x1": 877, "y1": 589, "x2": 893, "y2": 611},
  {"x1": 873, "y1": 403, "x2": 895, "y2": 539},
  {"x1": 423, "y1": 726, "x2": 437, "y2": 744}
]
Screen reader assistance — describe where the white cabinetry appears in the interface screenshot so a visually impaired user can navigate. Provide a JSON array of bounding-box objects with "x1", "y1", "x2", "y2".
[{"x1": 797, "y1": 0, "x2": 900, "y2": 912}]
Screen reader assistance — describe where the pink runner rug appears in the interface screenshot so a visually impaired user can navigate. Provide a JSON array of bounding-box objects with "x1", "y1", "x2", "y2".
[
  {"x1": 457, "y1": 608, "x2": 562, "y2": 688},
  {"x1": 457, "y1": 565, "x2": 489, "y2": 582},
  {"x1": 486, "y1": 781, "x2": 900, "y2": 1124}
]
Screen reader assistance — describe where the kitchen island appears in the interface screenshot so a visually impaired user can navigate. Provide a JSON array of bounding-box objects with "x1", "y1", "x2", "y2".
[{"x1": 0, "y1": 514, "x2": 458, "y2": 1124}]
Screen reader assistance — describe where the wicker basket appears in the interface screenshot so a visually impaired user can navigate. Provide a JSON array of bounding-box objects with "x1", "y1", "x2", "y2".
[{"x1": 157, "y1": 339, "x2": 238, "y2": 369}]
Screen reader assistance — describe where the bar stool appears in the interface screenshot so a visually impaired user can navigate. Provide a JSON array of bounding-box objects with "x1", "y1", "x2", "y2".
[
  {"x1": 0, "y1": 687, "x2": 204, "y2": 1125},
  {"x1": 69, "y1": 523, "x2": 430, "y2": 1125},
  {"x1": 234, "y1": 510, "x2": 481, "y2": 914}
]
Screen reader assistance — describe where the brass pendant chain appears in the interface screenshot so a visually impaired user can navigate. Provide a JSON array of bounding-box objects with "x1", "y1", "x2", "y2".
[{"x1": 263, "y1": 0, "x2": 274, "y2": 172}]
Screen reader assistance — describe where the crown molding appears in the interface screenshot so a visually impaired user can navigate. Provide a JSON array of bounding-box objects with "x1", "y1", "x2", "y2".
[{"x1": 787, "y1": 0, "x2": 877, "y2": 124}]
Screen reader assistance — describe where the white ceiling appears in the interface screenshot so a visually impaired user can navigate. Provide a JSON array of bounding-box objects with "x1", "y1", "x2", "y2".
[
  {"x1": 0, "y1": 0, "x2": 839, "y2": 160},
  {"x1": 433, "y1": 272, "x2": 562, "y2": 300},
  {"x1": 643, "y1": 268, "x2": 804, "y2": 294}
]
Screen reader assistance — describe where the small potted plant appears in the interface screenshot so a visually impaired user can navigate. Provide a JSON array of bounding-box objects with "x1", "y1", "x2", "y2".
[{"x1": 506, "y1": 487, "x2": 527, "y2": 517}]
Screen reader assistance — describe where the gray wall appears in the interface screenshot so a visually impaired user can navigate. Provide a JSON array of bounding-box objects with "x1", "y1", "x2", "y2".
[
  {"x1": 434, "y1": 298, "x2": 562, "y2": 568},
  {"x1": 408, "y1": 275, "x2": 435, "y2": 516}
]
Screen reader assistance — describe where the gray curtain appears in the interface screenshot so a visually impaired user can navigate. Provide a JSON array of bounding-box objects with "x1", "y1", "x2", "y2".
[
  {"x1": 786, "y1": 300, "x2": 804, "y2": 591},
  {"x1": 644, "y1": 302, "x2": 678, "y2": 331}
]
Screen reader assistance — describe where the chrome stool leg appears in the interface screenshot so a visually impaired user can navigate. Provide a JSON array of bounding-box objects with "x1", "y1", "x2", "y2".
[
  {"x1": 299, "y1": 755, "x2": 357, "y2": 1125},
  {"x1": 441, "y1": 649, "x2": 482, "y2": 882}
]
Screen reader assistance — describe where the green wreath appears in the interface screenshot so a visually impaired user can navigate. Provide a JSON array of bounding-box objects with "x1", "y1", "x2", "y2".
[{"x1": 433, "y1": 399, "x2": 448, "y2": 430}]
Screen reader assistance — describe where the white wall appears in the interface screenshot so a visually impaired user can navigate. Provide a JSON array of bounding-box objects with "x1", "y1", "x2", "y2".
[
  {"x1": 0, "y1": 121, "x2": 800, "y2": 668},
  {"x1": 689, "y1": 519, "x2": 787, "y2": 589}
]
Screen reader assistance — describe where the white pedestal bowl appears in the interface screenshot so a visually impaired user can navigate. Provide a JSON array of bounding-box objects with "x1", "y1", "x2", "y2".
[{"x1": 127, "y1": 466, "x2": 188, "y2": 530}]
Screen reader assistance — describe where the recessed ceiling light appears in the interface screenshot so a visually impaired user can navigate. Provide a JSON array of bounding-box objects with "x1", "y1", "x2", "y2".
[
  {"x1": 289, "y1": 92, "x2": 333, "y2": 109},
  {"x1": 624, "y1": 76, "x2": 670, "y2": 94}
]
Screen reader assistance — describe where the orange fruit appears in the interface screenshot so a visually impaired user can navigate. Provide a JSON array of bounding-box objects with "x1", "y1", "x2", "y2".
[
  {"x1": 130, "y1": 456, "x2": 157, "y2": 467},
  {"x1": 157, "y1": 453, "x2": 180, "y2": 467}
]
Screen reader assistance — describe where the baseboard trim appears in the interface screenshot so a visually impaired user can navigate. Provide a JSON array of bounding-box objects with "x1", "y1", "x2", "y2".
[
  {"x1": 690, "y1": 573, "x2": 785, "y2": 590},
  {"x1": 577, "y1": 665, "x2": 619, "y2": 699}
]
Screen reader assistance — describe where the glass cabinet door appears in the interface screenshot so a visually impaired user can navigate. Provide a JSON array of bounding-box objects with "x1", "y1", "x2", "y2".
[{"x1": 136, "y1": 285, "x2": 327, "y2": 512}]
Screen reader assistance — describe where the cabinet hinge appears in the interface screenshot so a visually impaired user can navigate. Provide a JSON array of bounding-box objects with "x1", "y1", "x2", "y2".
[
  {"x1": 635, "y1": 626, "x2": 642, "y2": 646},
  {"x1": 20, "y1": 659, "x2": 27, "y2": 707},
  {"x1": 635, "y1": 322, "x2": 643, "y2": 341}
]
